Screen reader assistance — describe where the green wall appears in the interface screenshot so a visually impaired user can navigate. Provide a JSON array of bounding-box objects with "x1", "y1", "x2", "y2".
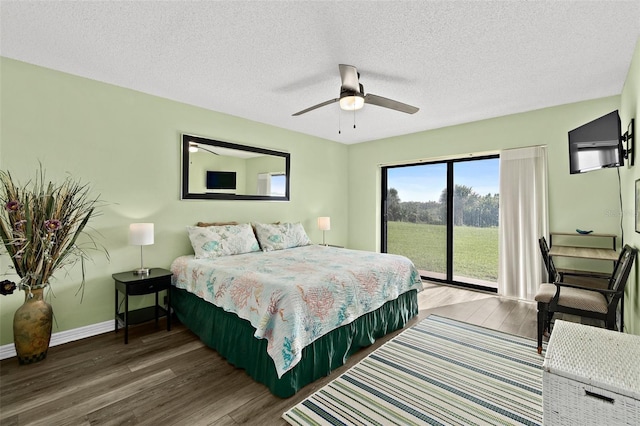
[
  {"x1": 347, "y1": 37, "x2": 640, "y2": 333},
  {"x1": 620, "y1": 38, "x2": 640, "y2": 334},
  {"x1": 0, "y1": 57, "x2": 348, "y2": 346},
  {"x1": 347, "y1": 97, "x2": 622, "y2": 250}
]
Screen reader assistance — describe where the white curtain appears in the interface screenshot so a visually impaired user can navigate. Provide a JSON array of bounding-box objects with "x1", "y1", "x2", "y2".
[
  {"x1": 257, "y1": 173, "x2": 270, "y2": 195},
  {"x1": 498, "y1": 146, "x2": 549, "y2": 300}
]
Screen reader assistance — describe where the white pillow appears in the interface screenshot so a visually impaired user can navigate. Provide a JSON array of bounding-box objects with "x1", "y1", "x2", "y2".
[
  {"x1": 253, "y1": 222, "x2": 311, "y2": 252},
  {"x1": 186, "y1": 223, "x2": 260, "y2": 258}
]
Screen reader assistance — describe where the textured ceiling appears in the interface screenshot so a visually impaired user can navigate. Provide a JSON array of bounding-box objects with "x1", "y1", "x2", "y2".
[{"x1": 1, "y1": 1, "x2": 639, "y2": 144}]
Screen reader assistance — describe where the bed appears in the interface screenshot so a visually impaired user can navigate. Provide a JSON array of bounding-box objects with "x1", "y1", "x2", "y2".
[{"x1": 170, "y1": 222, "x2": 422, "y2": 397}]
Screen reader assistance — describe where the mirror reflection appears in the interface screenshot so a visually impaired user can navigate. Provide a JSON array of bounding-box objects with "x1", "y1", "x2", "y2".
[{"x1": 181, "y1": 134, "x2": 290, "y2": 201}]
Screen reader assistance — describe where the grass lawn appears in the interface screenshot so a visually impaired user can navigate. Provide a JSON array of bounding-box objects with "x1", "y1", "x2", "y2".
[{"x1": 386, "y1": 221, "x2": 499, "y2": 282}]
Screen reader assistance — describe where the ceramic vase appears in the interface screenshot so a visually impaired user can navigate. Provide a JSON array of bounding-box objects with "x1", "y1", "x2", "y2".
[{"x1": 13, "y1": 288, "x2": 53, "y2": 364}]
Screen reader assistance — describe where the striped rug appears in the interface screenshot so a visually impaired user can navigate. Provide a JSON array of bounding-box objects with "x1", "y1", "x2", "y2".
[{"x1": 282, "y1": 315, "x2": 545, "y2": 426}]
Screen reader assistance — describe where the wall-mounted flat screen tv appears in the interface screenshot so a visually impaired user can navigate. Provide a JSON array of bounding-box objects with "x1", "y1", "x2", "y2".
[
  {"x1": 206, "y1": 171, "x2": 236, "y2": 190},
  {"x1": 569, "y1": 110, "x2": 623, "y2": 174}
]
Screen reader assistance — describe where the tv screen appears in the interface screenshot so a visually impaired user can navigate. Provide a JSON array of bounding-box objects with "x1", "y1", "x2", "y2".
[
  {"x1": 206, "y1": 171, "x2": 236, "y2": 190},
  {"x1": 568, "y1": 110, "x2": 623, "y2": 174}
]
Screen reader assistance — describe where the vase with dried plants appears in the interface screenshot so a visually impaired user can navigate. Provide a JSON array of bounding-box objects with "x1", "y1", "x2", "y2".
[{"x1": 0, "y1": 167, "x2": 106, "y2": 364}]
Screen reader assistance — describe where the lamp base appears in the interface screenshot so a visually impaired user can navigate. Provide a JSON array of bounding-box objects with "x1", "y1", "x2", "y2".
[{"x1": 133, "y1": 267, "x2": 150, "y2": 276}]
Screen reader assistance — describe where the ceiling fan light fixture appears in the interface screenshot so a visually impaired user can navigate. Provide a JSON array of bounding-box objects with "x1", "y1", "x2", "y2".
[
  {"x1": 291, "y1": 64, "x2": 418, "y2": 116},
  {"x1": 188, "y1": 143, "x2": 199, "y2": 153},
  {"x1": 339, "y1": 94, "x2": 364, "y2": 111}
]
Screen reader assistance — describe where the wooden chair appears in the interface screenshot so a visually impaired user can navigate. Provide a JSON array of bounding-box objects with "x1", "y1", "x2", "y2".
[
  {"x1": 539, "y1": 237, "x2": 561, "y2": 282},
  {"x1": 538, "y1": 235, "x2": 610, "y2": 344},
  {"x1": 534, "y1": 244, "x2": 637, "y2": 354}
]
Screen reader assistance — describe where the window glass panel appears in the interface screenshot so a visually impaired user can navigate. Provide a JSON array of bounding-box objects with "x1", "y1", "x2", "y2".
[
  {"x1": 452, "y1": 159, "x2": 500, "y2": 286},
  {"x1": 270, "y1": 174, "x2": 286, "y2": 197},
  {"x1": 386, "y1": 164, "x2": 447, "y2": 280}
]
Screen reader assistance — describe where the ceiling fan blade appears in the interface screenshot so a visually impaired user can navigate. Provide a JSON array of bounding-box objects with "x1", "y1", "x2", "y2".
[
  {"x1": 198, "y1": 146, "x2": 219, "y2": 155},
  {"x1": 292, "y1": 98, "x2": 339, "y2": 116},
  {"x1": 339, "y1": 64, "x2": 360, "y2": 92},
  {"x1": 365, "y1": 94, "x2": 419, "y2": 114}
]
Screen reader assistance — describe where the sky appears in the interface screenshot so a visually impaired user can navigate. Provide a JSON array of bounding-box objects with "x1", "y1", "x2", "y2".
[
  {"x1": 270, "y1": 174, "x2": 287, "y2": 196},
  {"x1": 387, "y1": 158, "x2": 499, "y2": 203}
]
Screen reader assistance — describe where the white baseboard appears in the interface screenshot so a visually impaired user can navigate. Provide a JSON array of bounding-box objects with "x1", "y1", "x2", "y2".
[{"x1": 0, "y1": 320, "x2": 114, "y2": 360}]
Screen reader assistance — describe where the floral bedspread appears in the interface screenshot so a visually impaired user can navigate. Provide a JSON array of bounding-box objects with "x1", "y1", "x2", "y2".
[{"x1": 170, "y1": 245, "x2": 423, "y2": 377}]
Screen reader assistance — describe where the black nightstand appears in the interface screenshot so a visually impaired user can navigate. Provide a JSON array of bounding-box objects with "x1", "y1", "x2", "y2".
[{"x1": 113, "y1": 268, "x2": 173, "y2": 344}]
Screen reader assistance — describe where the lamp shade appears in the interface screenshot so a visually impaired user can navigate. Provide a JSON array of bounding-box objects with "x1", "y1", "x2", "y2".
[
  {"x1": 339, "y1": 95, "x2": 365, "y2": 111},
  {"x1": 317, "y1": 217, "x2": 331, "y2": 231},
  {"x1": 129, "y1": 223, "x2": 154, "y2": 246}
]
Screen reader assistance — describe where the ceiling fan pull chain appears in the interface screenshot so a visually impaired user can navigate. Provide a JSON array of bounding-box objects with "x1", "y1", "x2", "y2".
[
  {"x1": 353, "y1": 107, "x2": 356, "y2": 129},
  {"x1": 338, "y1": 107, "x2": 342, "y2": 134}
]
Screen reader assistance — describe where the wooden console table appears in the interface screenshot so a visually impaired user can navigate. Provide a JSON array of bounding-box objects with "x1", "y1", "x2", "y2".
[
  {"x1": 548, "y1": 232, "x2": 623, "y2": 329},
  {"x1": 548, "y1": 232, "x2": 618, "y2": 263},
  {"x1": 548, "y1": 232, "x2": 618, "y2": 282}
]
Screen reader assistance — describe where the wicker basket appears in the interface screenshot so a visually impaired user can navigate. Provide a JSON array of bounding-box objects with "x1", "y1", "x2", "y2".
[{"x1": 543, "y1": 320, "x2": 640, "y2": 425}]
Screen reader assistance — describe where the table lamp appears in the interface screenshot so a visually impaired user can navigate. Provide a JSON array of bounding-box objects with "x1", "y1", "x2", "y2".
[
  {"x1": 317, "y1": 217, "x2": 330, "y2": 246},
  {"x1": 129, "y1": 223, "x2": 154, "y2": 275}
]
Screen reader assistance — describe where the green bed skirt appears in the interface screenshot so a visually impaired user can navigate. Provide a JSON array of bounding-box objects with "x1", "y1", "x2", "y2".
[{"x1": 170, "y1": 287, "x2": 418, "y2": 398}]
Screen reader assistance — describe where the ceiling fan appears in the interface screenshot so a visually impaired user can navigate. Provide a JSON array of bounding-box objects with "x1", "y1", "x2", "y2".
[{"x1": 292, "y1": 64, "x2": 419, "y2": 116}]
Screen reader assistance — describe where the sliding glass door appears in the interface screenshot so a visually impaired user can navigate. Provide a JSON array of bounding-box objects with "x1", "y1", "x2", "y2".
[
  {"x1": 382, "y1": 156, "x2": 499, "y2": 291},
  {"x1": 383, "y1": 163, "x2": 449, "y2": 281}
]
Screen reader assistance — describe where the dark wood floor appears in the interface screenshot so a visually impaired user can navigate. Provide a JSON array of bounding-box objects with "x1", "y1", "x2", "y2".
[{"x1": 0, "y1": 283, "x2": 541, "y2": 425}]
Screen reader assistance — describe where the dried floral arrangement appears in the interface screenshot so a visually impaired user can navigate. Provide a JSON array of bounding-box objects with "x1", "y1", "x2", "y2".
[{"x1": 0, "y1": 167, "x2": 106, "y2": 297}]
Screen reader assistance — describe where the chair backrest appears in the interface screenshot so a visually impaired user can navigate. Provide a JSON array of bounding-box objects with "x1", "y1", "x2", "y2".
[
  {"x1": 608, "y1": 244, "x2": 637, "y2": 294},
  {"x1": 539, "y1": 236, "x2": 560, "y2": 282}
]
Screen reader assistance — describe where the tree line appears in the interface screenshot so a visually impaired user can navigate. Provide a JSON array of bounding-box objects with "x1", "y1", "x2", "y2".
[{"x1": 386, "y1": 185, "x2": 499, "y2": 227}]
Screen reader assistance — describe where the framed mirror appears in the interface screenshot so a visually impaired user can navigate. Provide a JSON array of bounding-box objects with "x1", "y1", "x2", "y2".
[{"x1": 181, "y1": 134, "x2": 290, "y2": 201}]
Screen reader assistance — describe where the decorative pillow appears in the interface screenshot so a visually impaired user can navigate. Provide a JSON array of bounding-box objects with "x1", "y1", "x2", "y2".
[
  {"x1": 253, "y1": 222, "x2": 312, "y2": 252},
  {"x1": 186, "y1": 223, "x2": 260, "y2": 258}
]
